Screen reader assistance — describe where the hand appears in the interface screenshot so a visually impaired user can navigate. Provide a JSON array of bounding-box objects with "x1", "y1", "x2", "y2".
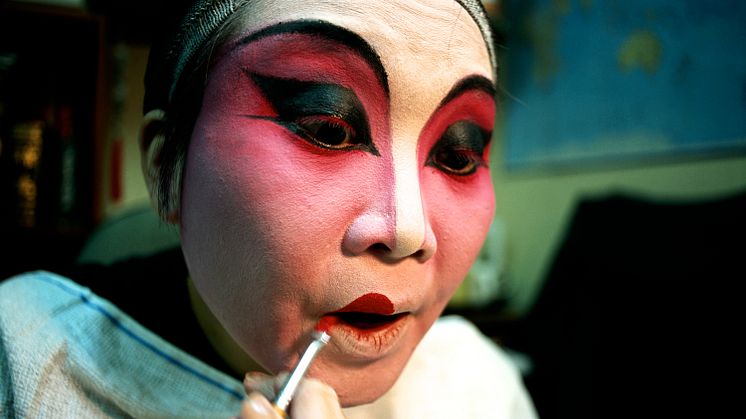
[{"x1": 239, "y1": 372, "x2": 345, "y2": 419}]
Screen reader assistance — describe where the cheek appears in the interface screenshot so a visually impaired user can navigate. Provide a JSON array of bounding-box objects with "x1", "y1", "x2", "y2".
[
  {"x1": 180, "y1": 116, "x2": 366, "y2": 368},
  {"x1": 184, "y1": 56, "x2": 393, "y2": 257},
  {"x1": 180, "y1": 102, "x2": 391, "y2": 299},
  {"x1": 180, "y1": 107, "x2": 399, "y2": 370},
  {"x1": 181, "y1": 120, "x2": 339, "y2": 280},
  {"x1": 423, "y1": 170, "x2": 495, "y2": 297}
]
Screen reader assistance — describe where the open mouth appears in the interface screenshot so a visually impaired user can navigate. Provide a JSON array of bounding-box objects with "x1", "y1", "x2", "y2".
[
  {"x1": 319, "y1": 293, "x2": 412, "y2": 358},
  {"x1": 321, "y1": 292, "x2": 405, "y2": 332},
  {"x1": 329, "y1": 312, "x2": 407, "y2": 331}
]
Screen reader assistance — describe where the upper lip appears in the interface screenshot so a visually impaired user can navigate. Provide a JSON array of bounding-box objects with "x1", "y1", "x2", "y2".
[
  {"x1": 320, "y1": 292, "x2": 410, "y2": 334},
  {"x1": 330, "y1": 292, "x2": 395, "y2": 315}
]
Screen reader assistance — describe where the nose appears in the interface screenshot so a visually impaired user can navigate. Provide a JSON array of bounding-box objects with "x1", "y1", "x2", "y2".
[
  {"x1": 343, "y1": 210, "x2": 436, "y2": 262},
  {"x1": 342, "y1": 155, "x2": 437, "y2": 263}
]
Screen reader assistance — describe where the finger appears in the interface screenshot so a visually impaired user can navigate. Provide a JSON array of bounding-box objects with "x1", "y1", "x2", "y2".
[
  {"x1": 240, "y1": 392, "x2": 282, "y2": 419},
  {"x1": 288, "y1": 378, "x2": 345, "y2": 419},
  {"x1": 244, "y1": 372, "x2": 277, "y2": 401}
]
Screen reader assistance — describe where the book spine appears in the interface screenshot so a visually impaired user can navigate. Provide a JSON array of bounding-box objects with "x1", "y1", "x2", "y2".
[{"x1": 5, "y1": 120, "x2": 46, "y2": 229}]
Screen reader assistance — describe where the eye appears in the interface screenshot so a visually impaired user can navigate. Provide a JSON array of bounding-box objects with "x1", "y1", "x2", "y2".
[
  {"x1": 246, "y1": 72, "x2": 379, "y2": 155},
  {"x1": 431, "y1": 147, "x2": 481, "y2": 175},
  {"x1": 427, "y1": 121, "x2": 490, "y2": 176},
  {"x1": 295, "y1": 115, "x2": 358, "y2": 150}
]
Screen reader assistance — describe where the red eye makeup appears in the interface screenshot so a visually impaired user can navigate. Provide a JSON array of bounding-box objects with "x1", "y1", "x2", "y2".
[{"x1": 244, "y1": 72, "x2": 379, "y2": 155}]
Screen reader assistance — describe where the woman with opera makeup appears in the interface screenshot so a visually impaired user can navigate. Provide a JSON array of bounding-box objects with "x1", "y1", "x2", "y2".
[{"x1": 0, "y1": 1, "x2": 537, "y2": 417}]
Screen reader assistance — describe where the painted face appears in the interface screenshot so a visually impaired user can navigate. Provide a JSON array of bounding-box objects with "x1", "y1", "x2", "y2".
[{"x1": 180, "y1": 0, "x2": 495, "y2": 407}]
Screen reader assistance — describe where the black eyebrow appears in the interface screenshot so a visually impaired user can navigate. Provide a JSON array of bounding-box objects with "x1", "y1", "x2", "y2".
[
  {"x1": 437, "y1": 75, "x2": 496, "y2": 110},
  {"x1": 233, "y1": 19, "x2": 389, "y2": 98}
]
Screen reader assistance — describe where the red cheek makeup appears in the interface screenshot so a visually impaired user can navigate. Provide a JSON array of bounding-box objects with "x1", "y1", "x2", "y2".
[{"x1": 272, "y1": 325, "x2": 331, "y2": 417}]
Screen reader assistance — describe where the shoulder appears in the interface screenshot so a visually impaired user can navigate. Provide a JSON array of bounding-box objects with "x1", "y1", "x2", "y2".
[
  {"x1": 0, "y1": 271, "x2": 87, "y2": 325},
  {"x1": 0, "y1": 272, "x2": 93, "y2": 415},
  {"x1": 405, "y1": 316, "x2": 537, "y2": 418},
  {"x1": 419, "y1": 315, "x2": 514, "y2": 369},
  {"x1": 0, "y1": 271, "x2": 106, "y2": 343},
  {"x1": 406, "y1": 315, "x2": 528, "y2": 397},
  {"x1": 0, "y1": 271, "x2": 243, "y2": 418}
]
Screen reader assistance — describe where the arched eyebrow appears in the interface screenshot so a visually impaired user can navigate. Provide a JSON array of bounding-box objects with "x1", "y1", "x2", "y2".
[
  {"x1": 232, "y1": 19, "x2": 389, "y2": 98},
  {"x1": 437, "y1": 75, "x2": 496, "y2": 110}
]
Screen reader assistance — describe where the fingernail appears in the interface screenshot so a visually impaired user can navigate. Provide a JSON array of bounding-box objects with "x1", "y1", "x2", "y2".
[{"x1": 245, "y1": 392, "x2": 272, "y2": 415}]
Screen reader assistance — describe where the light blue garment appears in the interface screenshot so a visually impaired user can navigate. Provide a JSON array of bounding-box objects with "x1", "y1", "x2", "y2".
[
  {"x1": 0, "y1": 271, "x2": 243, "y2": 418},
  {"x1": 1, "y1": 271, "x2": 538, "y2": 418}
]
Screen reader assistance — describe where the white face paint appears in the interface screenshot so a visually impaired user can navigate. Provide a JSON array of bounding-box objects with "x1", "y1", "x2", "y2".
[{"x1": 180, "y1": 0, "x2": 495, "y2": 407}]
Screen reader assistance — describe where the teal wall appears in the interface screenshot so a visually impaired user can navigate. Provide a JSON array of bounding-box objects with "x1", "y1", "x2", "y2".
[
  {"x1": 495, "y1": 0, "x2": 746, "y2": 314},
  {"x1": 492, "y1": 145, "x2": 746, "y2": 314}
]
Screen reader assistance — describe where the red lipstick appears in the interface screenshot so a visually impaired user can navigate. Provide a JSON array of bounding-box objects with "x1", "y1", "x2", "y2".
[
  {"x1": 314, "y1": 315, "x2": 337, "y2": 333},
  {"x1": 320, "y1": 292, "x2": 406, "y2": 337},
  {"x1": 318, "y1": 293, "x2": 410, "y2": 359},
  {"x1": 336, "y1": 293, "x2": 394, "y2": 315}
]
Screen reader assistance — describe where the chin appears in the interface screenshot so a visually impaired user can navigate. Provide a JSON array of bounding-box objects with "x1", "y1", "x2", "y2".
[
  {"x1": 308, "y1": 336, "x2": 418, "y2": 407},
  {"x1": 329, "y1": 363, "x2": 404, "y2": 407}
]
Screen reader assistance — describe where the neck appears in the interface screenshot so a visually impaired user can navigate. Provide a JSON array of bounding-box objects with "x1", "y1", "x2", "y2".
[{"x1": 187, "y1": 276, "x2": 267, "y2": 375}]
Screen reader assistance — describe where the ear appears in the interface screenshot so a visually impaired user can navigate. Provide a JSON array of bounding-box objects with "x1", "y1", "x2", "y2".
[{"x1": 139, "y1": 109, "x2": 179, "y2": 224}]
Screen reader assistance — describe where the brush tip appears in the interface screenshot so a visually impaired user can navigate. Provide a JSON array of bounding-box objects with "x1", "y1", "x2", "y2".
[
  {"x1": 314, "y1": 316, "x2": 335, "y2": 333},
  {"x1": 312, "y1": 330, "x2": 331, "y2": 344}
]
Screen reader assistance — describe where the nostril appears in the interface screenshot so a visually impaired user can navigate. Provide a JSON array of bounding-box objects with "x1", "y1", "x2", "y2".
[
  {"x1": 343, "y1": 212, "x2": 435, "y2": 261},
  {"x1": 368, "y1": 243, "x2": 391, "y2": 254},
  {"x1": 367, "y1": 244, "x2": 429, "y2": 261}
]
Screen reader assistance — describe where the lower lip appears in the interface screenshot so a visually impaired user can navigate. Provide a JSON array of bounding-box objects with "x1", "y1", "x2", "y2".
[{"x1": 320, "y1": 313, "x2": 411, "y2": 361}]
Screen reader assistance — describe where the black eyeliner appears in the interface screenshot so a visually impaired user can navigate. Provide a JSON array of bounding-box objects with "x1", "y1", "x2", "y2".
[
  {"x1": 442, "y1": 121, "x2": 491, "y2": 153},
  {"x1": 244, "y1": 71, "x2": 379, "y2": 156},
  {"x1": 426, "y1": 121, "x2": 491, "y2": 175}
]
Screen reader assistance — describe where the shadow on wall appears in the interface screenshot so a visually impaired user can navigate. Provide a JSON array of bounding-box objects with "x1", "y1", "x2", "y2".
[{"x1": 503, "y1": 189, "x2": 746, "y2": 419}]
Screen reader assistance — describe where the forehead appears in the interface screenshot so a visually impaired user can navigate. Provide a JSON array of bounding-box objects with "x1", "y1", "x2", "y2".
[{"x1": 230, "y1": 0, "x2": 493, "y2": 115}]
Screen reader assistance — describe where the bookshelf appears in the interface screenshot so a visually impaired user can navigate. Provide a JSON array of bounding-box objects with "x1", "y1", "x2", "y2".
[{"x1": 0, "y1": 2, "x2": 106, "y2": 279}]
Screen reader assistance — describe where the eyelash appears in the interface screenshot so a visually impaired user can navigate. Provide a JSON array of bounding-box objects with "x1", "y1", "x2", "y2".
[
  {"x1": 246, "y1": 72, "x2": 379, "y2": 156},
  {"x1": 427, "y1": 121, "x2": 490, "y2": 176},
  {"x1": 246, "y1": 72, "x2": 490, "y2": 174},
  {"x1": 291, "y1": 116, "x2": 489, "y2": 176},
  {"x1": 291, "y1": 115, "x2": 361, "y2": 151},
  {"x1": 430, "y1": 147, "x2": 483, "y2": 175}
]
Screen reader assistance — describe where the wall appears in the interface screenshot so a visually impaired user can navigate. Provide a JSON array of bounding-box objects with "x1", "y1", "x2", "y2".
[
  {"x1": 492, "y1": 141, "x2": 746, "y2": 314},
  {"x1": 99, "y1": 44, "x2": 151, "y2": 218},
  {"x1": 495, "y1": 0, "x2": 746, "y2": 314}
]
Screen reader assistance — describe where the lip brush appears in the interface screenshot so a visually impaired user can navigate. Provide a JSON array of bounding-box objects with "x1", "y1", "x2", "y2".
[{"x1": 272, "y1": 328, "x2": 331, "y2": 417}]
